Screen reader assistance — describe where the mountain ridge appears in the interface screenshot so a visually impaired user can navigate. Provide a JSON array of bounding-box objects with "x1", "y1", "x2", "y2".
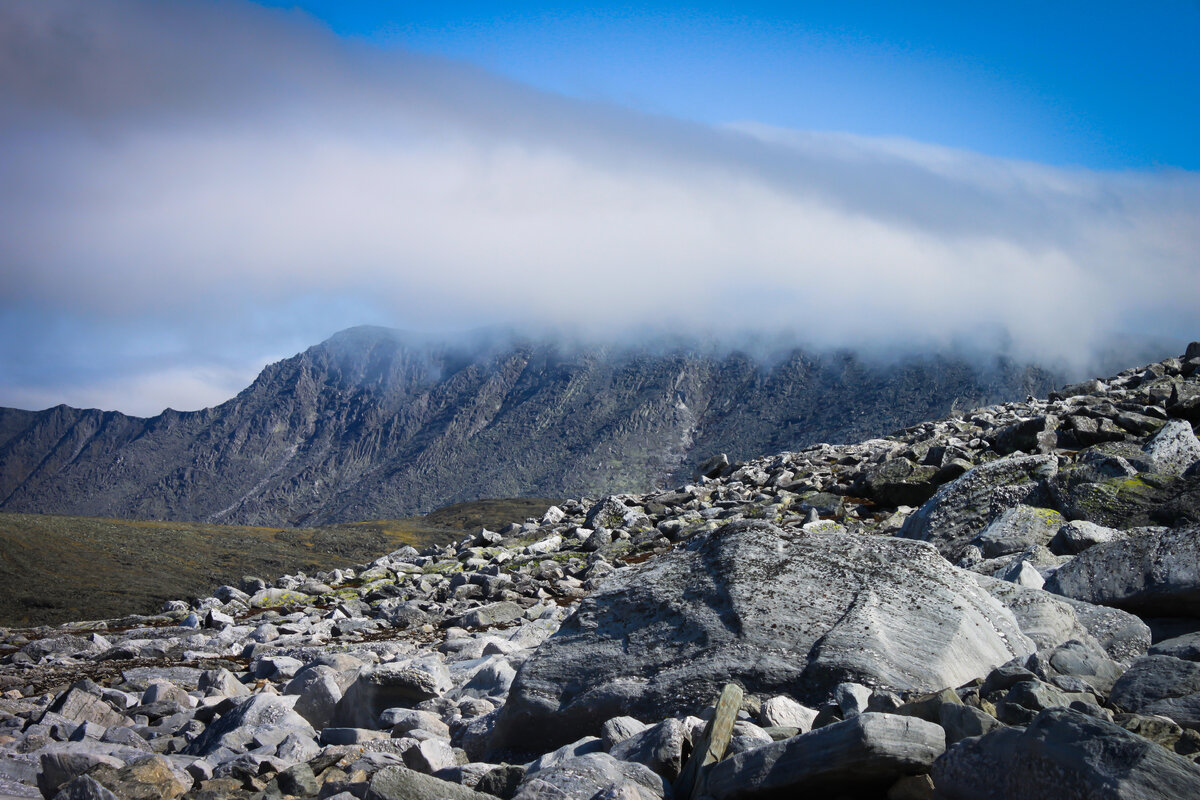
[{"x1": 0, "y1": 327, "x2": 1064, "y2": 526}]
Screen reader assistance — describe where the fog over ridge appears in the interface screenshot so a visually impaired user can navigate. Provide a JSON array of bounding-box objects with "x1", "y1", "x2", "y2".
[{"x1": 0, "y1": 0, "x2": 1196, "y2": 416}]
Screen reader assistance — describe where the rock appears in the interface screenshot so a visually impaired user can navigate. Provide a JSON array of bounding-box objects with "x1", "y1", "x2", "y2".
[
  {"x1": 1143, "y1": 419, "x2": 1200, "y2": 477},
  {"x1": 898, "y1": 455, "x2": 1057, "y2": 560},
  {"x1": 1149, "y1": 631, "x2": 1200, "y2": 661},
  {"x1": 969, "y1": 505, "x2": 1066, "y2": 558},
  {"x1": 456, "y1": 601, "x2": 525, "y2": 629},
  {"x1": 607, "y1": 718, "x2": 686, "y2": 781},
  {"x1": 476, "y1": 764, "x2": 526, "y2": 799},
  {"x1": 995, "y1": 680, "x2": 1073, "y2": 725},
  {"x1": 758, "y1": 696, "x2": 818, "y2": 732},
  {"x1": 514, "y1": 753, "x2": 667, "y2": 800},
  {"x1": 1048, "y1": 519, "x2": 1130, "y2": 555},
  {"x1": 1110, "y1": 655, "x2": 1200, "y2": 713},
  {"x1": 183, "y1": 694, "x2": 314, "y2": 757},
  {"x1": 51, "y1": 775, "x2": 119, "y2": 800},
  {"x1": 335, "y1": 658, "x2": 453, "y2": 728},
  {"x1": 1046, "y1": 525, "x2": 1200, "y2": 616},
  {"x1": 85, "y1": 754, "x2": 188, "y2": 800},
  {"x1": 37, "y1": 745, "x2": 127, "y2": 798},
  {"x1": 864, "y1": 458, "x2": 940, "y2": 507},
  {"x1": 50, "y1": 689, "x2": 127, "y2": 729},
  {"x1": 987, "y1": 415, "x2": 1059, "y2": 456},
  {"x1": 285, "y1": 666, "x2": 342, "y2": 729},
  {"x1": 365, "y1": 765, "x2": 494, "y2": 800},
  {"x1": 600, "y1": 717, "x2": 648, "y2": 750},
  {"x1": 931, "y1": 707, "x2": 1200, "y2": 799},
  {"x1": 381, "y1": 708, "x2": 451, "y2": 738},
  {"x1": 704, "y1": 713, "x2": 945, "y2": 799},
  {"x1": 402, "y1": 738, "x2": 461, "y2": 774},
  {"x1": 1050, "y1": 468, "x2": 1179, "y2": 530},
  {"x1": 938, "y1": 702, "x2": 1004, "y2": 744},
  {"x1": 487, "y1": 522, "x2": 1033, "y2": 758},
  {"x1": 971, "y1": 574, "x2": 1149, "y2": 666}
]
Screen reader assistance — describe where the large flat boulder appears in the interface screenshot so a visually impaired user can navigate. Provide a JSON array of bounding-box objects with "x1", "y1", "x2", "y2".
[
  {"x1": 898, "y1": 455, "x2": 1057, "y2": 561},
  {"x1": 931, "y1": 707, "x2": 1200, "y2": 799},
  {"x1": 1045, "y1": 524, "x2": 1200, "y2": 616},
  {"x1": 486, "y1": 522, "x2": 1034, "y2": 758}
]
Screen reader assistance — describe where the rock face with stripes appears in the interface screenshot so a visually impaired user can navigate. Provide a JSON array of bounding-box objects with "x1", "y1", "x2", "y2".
[{"x1": 485, "y1": 520, "x2": 1034, "y2": 758}]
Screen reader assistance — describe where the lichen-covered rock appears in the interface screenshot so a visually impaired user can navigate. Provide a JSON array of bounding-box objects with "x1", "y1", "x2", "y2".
[
  {"x1": 898, "y1": 455, "x2": 1057, "y2": 561},
  {"x1": 486, "y1": 522, "x2": 1033, "y2": 758},
  {"x1": 704, "y1": 713, "x2": 945, "y2": 799}
]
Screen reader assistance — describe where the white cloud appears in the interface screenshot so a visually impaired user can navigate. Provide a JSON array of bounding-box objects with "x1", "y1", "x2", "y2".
[{"x1": 0, "y1": 0, "x2": 1197, "y2": 413}]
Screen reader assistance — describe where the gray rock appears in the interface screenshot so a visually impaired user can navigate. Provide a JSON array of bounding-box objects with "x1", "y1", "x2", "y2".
[
  {"x1": 51, "y1": 775, "x2": 119, "y2": 800},
  {"x1": 476, "y1": 764, "x2": 526, "y2": 799},
  {"x1": 487, "y1": 522, "x2": 1033, "y2": 758},
  {"x1": 335, "y1": 658, "x2": 453, "y2": 728},
  {"x1": 183, "y1": 694, "x2": 314, "y2": 757},
  {"x1": 996, "y1": 680, "x2": 1073, "y2": 725},
  {"x1": 402, "y1": 738, "x2": 461, "y2": 774},
  {"x1": 525, "y1": 737, "x2": 604, "y2": 776},
  {"x1": 607, "y1": 718, "x2": 686, "y2": 781},
  {"x1": 704, "y1": 712, "x2": 945, "y2": 799},
  {"x1": 1046, "y1": 524, "x2": 1200, "y2": 615},
  {"x1": 970, "y1": 505, "x2": 1066, "y2": 558},
  {"x1": 931, "y1": 707, "x2": 1200, "y2": 799},
  {"x1": 456, "y1": 601, "x2": 525, "y2": 629},
  {"x1": 1150, "y1": 631, "x2": 1200, "y2": 661},
  {"x1": 1144, "y1": 419, "x2": 1200, "y2": 477},
  {"x1": 938, "y1": 702, "x2": 1004, "y2": 744},
  {"x1": 365, "y1": 765, "x2": 494, "y2": 800},
  {"x1": 1110, "y1": 655, "x2": 1200, "y2": 712},
  {"x1": 514, "y1": 753, "x2": 667, "y2": 800},
  {"x1": 898, "y1": 455, "x2": 1057, "y2": 560},
  {"x1": 758, "y1": 696, "x2": 817, "y2": 732},
  {"x1": 382, "y1": 708, "x2": 451, "y2": 738},
  {"x1": 285, "y1": 666, "x2": 342, "y2": 729},
  {"x1": 49, "y1": 689, "x2": 127, "y2": 729},
  {"x1": 1049, "y1": 519, "x2": 1130, "y2": 555},
  {"x1": 600, "y1": 716, "x2": 648, "y2": 750}
]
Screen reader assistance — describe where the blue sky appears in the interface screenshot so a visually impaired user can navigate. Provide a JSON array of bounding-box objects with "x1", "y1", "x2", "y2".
[
  {"x1": 258, "y1": 1, "x2": 1200, "y2": 170},
  {"x1": 0, "y1": 1, "x2": 1197, "y2": 415}
]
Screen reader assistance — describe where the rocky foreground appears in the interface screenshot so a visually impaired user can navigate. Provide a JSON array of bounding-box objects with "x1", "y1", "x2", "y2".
[{"x1": 1, "y1": 346, "x2": 1200, "y2": 800}]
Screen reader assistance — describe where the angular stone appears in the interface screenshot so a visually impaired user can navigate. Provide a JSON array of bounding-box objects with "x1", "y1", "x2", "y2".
[
  {"x1": 335, "y1": 658, "x2": 453, "y2": 728},
  {"x1": 456, "y1": 601, "x2": 524, "y2": 629},
  {"x1": 600, "y1": 717, "x2": 647, "y2": 750},
  {"x1": 487, "y1": 522, "x2": 1033, "y2": 758},
  {"x1": 607, "y1": 718, "x2": 686, "y2": 781},
  {"x1": 514, "y1": 753, "x2": 667, "y2": 800},
  {"x1": 970, "y1": 505, "x2": 1066, "y2": 558},
  {"x1": 758, "y1": 696, "x2": 818, "y2": 732},
  {"x1": 1048, "y1": 520, "x2": 1129, "y2": 555},
  {"x1": 931, "y1": 707, "x2": 1200, "y2": 799},
  {"x1": 938, "y1": 702, "x2": 1004, "y2": 744},
  {"x1": 898, "y1": 455, "x2": 1057, "y2": 561},
  {"x1": 1110, "y1": 655, "x2": 1200, "y2": 713},
  {"x1": 1143, "y1": 419, "x2": 1200, "y2": 477},
  {"x1": 1046, "y1": 525, "x2": 1200, "y2": 616},
  {"x1": 183, "y1": 694, "x2": 314, "y2": 757},
  {"x1": 1150, "y1": 631, "x2": 1200, "y2": 662},
  {"x1": 704, "y1": 713, "x2": 945, "y2": 799},
  {"x1": 365, "y1": 765, "x2": 494, "y2": 800}
]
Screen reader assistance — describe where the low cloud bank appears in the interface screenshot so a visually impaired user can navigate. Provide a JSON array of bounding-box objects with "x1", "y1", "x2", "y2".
[{"x1": 1, "y1": 0, "x2": 1196, "y2": 415}]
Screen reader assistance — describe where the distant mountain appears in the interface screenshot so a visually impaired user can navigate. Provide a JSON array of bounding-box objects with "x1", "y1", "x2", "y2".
[{"x1": 0, "y1": 326, "x2": 1062, "y2": 526}]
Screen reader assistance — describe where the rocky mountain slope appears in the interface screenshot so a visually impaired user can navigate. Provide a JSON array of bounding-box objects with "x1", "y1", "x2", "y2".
[
  {"x1": 0, "y1": 326, "x2": 1059, "y2": 526},
  {"x1": 0, "y1": 344, "x2": 1198, "y2": 798}
]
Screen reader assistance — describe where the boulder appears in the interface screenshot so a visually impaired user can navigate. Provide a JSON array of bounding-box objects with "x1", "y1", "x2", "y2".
[
  {"x1": 1143, "y1": 419, "x2": 1200, "y2": 477},
  {"x1": 1048, "y1": 520, "x2": 1129, "y2": 555},
  {"x1": 365, "y1": 765, "x2": 493, "y2": 800},
  {"x1": 513, "y1": 753, "x2": 667, "y2": 800},
  {"x1": 931, "y1": 707, "x2": 1200, "y2": 799},
  {"x1": 1110, "y1": 655, "x2": 1200, "y2": 715},
  {"x1": 183, "y1": 694, "x2": 314, "y2": 757},
  {"x1": 1046, "y1": 525, "x2": 1200, "y2": 616},
  {"x1": 607, "y1": 718, "x2": 686, "y2": 781},
  {"x1": 487, "y1": 522, "x2": 1033, "y2": 758},
  {"x1": 898, "y1": 455, "x2": 1057, "y2": 560},
  {"x1": 1149, "y1": 631, "x2": 1200, "y2": 662},
  {"x1": 334, "y1": 658, "x2": 452, "y2": 728},
  {"x1": 1050, "y1": 467, "x2": 1179, "y2": 530},
  {"x1": 864, "y1": 458, "x2": 939, "y2": 507},
  {"x1": 704, "y1": 713, "x2": 945, "y2": 799},
  {"x1": 969, "y1": 506, "x2": 1066, "y2": 558},
  {"x1": 758, "y1": 696, "x2": 817, "y2": 732}
]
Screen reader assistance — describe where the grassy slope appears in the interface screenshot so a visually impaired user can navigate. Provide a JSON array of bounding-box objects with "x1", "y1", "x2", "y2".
[{"x1": 0, "y1": 497, "x2": 558, "y2": 627}]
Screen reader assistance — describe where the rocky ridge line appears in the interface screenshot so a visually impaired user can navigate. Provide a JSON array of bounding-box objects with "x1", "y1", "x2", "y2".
[{"x1": 0, "y1": 344, "x2": 1198, "y2": 798}]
